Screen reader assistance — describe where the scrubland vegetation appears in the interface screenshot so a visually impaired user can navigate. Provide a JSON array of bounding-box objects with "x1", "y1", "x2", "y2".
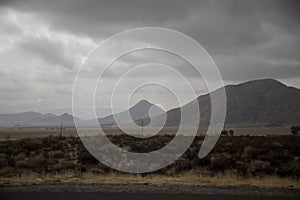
[{"x1": 0, "y1": 134, "x2": 299, "y2": 187}]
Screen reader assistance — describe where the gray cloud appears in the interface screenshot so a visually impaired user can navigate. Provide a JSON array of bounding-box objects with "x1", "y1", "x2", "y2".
[
  {"x1": 0, "y1": 0, "x2": 299, "y2": 118},
  {"x1": 19, "y1": 37, "x2": 75, "y2": 70}
]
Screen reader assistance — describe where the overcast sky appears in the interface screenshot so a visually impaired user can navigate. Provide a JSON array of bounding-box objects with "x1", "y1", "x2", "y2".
[{"x1": 0, "y1": 0, "x2": 299, "y2": 119}]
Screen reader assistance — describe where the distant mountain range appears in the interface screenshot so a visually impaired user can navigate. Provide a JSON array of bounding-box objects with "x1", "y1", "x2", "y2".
[
  {"x1": 0, "y1": 79, "x2": 299, "y2": 128},
  {"x1": 0, "y1": 100, "x2": 165, "y2": 128},
  {"x1": 0, "y1": 112, "x2": 83, "y2": 127}
]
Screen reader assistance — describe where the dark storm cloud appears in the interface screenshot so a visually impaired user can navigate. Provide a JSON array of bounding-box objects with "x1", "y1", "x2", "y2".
[
  {"x1": 218, "y1": 54, "x2": 300, "y2": 82},
  {"x1": 180, "y1": 0, "x2": 300, "y2": 54},
  {"x1": 0, "y1": 0, "x2": 299, "y2": 118},
  {"x1": 0, "y1": 0, "x2": 197, "y2": 38},
  {"x1": 2, "y1": 0, "x2": 298, "y2": 44},
  {"x1": 2, "y1": 0, "x2": 299, "y2": 59}
]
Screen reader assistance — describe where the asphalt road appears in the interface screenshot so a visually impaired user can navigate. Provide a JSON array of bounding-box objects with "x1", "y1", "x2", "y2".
[
  {"x1": 1, "y1": 192, "x2": 300, "y2": 200},
  {"x1": 1, "y1": 183, "x2": 299, "y2": 200}
]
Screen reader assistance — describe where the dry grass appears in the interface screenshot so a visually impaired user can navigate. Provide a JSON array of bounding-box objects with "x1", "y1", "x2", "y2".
[{"x1": 1, "y1": 171, "x2": 299, "y2": 189}]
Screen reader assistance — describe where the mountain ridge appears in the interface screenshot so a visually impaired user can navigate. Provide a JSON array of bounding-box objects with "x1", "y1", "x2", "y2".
[
  {"x1": 0, "y1": 79, "x2": 299, "y2": 128},
  {"x1": 0, "y1": 112, "x2": 82, "y2": 127},
  {"x1": 160, "y1": 79, "x2": 300, "y2": 127},
  {"x1": 96, "y1": 100, "x2": 165, "y2": 127}
]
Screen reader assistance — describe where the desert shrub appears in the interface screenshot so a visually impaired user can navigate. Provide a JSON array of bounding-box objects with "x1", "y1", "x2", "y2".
[
  {"x1": 277, "y1": 162, "x2": 298, "y2": 177},
  {"x1": 0, "y1": 135, "x2": 299, "y2": 178},
  {"x1": 20, "y1": 139, "x2": 43, "y2": 152},
  {"x1": 0, "y1": 141, "x2": 14, "y2": 155},
  {"x1": 78, "y1": 146, "x2": 99, "y2": 165},
  {"x1": 61, "y1": 160, "x2": 79, "y2": 170},
  {"x1": 0, "y1": 156, "x2": 7, "y2": 168},
  {"x1": 221, "y1": 130, "x2": 228, "y2": 136},
  {"x1": 89, "y1": 167, "x2": 105, "y2": 175},
  {"x1": 51, "y1": 150, "x2": 65, "y2": 159},
  {"x1": 248, "y1": 160, "x2": 269, "y2": 176},
  {"x1": 15, "y1": 160, "x2": 33, "y2": 169},
  {"x1": 0, "y1": 167, "x2": 17, "y2": 177},
  {"x1": 235, "y1": 161, "x2": 247, "y2": 176},
  {"x1": 291, "y1": 126, "x2": 300, "y2": 135},
  {"x1": 208, "y1": 154, "x2": 233, "y2": 172}
]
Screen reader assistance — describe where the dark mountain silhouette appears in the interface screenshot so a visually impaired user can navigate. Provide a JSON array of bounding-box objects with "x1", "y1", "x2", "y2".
[
  {"x1": 96, "y1": 100, "x2": 165, "y2": 127},
  {"x1": 161, "y1": 79, "x2": 300, "y2": 127},
  {"x1": 0, "y1": 79, "x2": 299, "y2": 128}
]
